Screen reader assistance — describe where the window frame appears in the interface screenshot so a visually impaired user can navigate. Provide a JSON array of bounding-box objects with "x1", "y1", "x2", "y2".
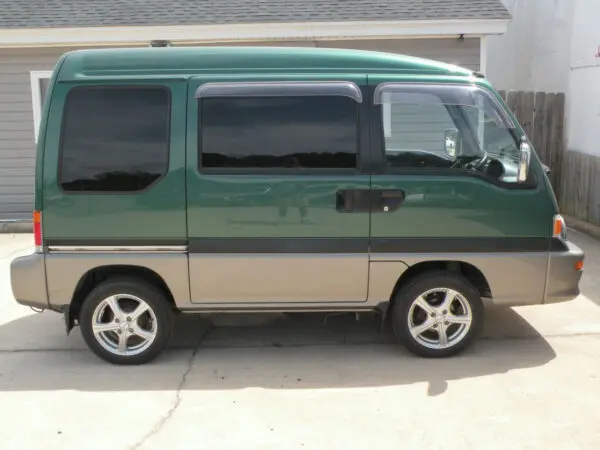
[
  {"x1": 371, "y1": 81, "x2": 538, "y2": 189},
  {"x1": 30, "y1": 70, "x2": 53, "y2": 144},
  {"x1": 57, "y1": 84, "x2": 173, "y2": 195},
  {"x1": 196, "y1": 81, "x2": 365, "y2": 175}
]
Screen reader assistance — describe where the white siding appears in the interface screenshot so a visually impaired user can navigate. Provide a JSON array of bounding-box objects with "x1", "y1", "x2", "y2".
[
  {"x1": 567, "y1": 0, "x2": 600, "y2": 157},
  {"x1": 0, "y1": 47, "x2": 73, "y2": 220},
  {"x1": 0, "y1": 38, "x2": 479, "y2": 220},
  {"x1": 386, "y1": 103, "x2": 456, "y2": 154},
  {"x1": 485, "y1": 0, "x2": 574, "y2": 92},
  {"x1": 320, "y1": 37, "x2": 481, "y2": 70}
]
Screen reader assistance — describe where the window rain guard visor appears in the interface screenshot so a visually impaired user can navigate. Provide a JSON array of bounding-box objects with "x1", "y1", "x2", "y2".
[
  {"x1": 195, "y1": 81, "x2": 363, "y2": 103},
  {"x1": 373, "y1": 83, "x2": 515, "y2": 129}
]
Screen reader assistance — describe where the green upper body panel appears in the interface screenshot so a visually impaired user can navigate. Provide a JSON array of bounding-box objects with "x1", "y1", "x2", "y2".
[
  {"x1": 37, "y1": 46, "x2": 558, "y2": 244},
  {"x1": 55, "y1": 46, "x2": 475, "y2": 80}
]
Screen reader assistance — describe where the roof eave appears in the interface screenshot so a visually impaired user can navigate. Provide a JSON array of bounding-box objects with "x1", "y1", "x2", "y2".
[{"x1": 0, "y1": 18, "x2": 510, "y2": 48}]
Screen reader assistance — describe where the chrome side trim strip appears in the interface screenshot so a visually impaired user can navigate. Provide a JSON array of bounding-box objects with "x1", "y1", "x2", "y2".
[{"x1": 47, "y1": 246, "x2": 187, "y2": 254}]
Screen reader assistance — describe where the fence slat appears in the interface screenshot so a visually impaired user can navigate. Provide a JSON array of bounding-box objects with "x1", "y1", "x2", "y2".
[
  {"x1": 549, "y1": 93, "x2": 565, "y2": 195},
  {"x1": 588, "y1": 157, "x2": 600, "y2": 225},
  {"x1": 521, "y1": 91, "x2": 535, "y2": 137},
  {"x1": 569, "y1": 151, "x2": 591, "y2": 221},
  {"x1": 501, "y1": 90, "x2": 565, "y2": 197},
  {"x1": 560, "y1": 150, "x2": 572, "y2": 215},
  {"x1": 506, "y1": 90, "x2": 519, "y2": 115},
  {"x1": 533, "y1": 92, "x2": 547, "y2": 164}
]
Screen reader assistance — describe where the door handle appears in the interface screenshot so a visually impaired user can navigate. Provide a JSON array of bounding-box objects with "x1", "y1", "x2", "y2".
[
  {"x1": 379, "y1": 190, "x2": 406, "y2": 200},
  {"x1": 336, "y1": 189, "x2": 406, "y2": 213},
  {"x1": 336, "y1": 189, "x2": 371, "y2": 213},
  {"x1": 373, "y1": 189, "x2": 406, "y2": 212}
]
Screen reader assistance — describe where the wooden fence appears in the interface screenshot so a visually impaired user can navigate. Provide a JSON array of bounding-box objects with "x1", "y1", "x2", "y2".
[
  {"x1": 497, "y1": 90, "x2": 566, "y2": 197},
  {"x1": 557, "y1": 149, "x2": 600, "y2": 225},
  {"x1": 497, "y1": 90, "x2": 600, "y2": 226}
]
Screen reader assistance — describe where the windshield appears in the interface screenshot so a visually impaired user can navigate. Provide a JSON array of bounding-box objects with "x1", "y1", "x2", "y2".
[{"x1": 376, "y1": 83, "x2": 520, "y2": 164}]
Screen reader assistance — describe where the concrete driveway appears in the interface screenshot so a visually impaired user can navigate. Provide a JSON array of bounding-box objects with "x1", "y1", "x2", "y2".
[{"x1": 0, "y1": 231, "x2": 599, "y2": 450}]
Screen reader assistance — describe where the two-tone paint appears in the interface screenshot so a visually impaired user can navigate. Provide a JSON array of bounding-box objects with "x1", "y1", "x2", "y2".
[{"x1": 10, "y1": 46, "x2": 584, "y2": 327}]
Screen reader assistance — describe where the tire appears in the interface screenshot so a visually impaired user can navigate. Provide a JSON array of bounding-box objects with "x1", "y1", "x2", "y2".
[
  {"x1": 391, "y1": 271, "x2": 484, "y2": 358},
  {"x1": 79, "y1": 278, "x2": 174, "y2": 365}
]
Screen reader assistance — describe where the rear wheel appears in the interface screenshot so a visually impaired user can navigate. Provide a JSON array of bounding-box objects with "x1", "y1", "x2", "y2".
[
  {"x1": 79, "y1": 278, "x2": 174, "y2": 365},
  {"x1": 391, "y1": 271, "x2": 484, "y2": 357}
]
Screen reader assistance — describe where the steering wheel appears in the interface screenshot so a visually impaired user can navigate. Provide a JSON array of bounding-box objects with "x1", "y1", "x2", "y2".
[
  {"x1": 450, "y1": 152, "x2": 489, "y2": 171},
  {"x1": 470, "y1": 152, "x2": 489, "y2": 170}
]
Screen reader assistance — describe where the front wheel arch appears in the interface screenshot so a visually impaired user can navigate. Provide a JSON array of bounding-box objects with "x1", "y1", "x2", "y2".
[{"x1": 391, "y1": 270, "x2": 485, "y2": 357}]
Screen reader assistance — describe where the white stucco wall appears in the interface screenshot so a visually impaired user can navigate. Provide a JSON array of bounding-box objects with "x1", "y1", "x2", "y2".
[
  {"x1": 485, "y1": 0, "x2": 574, "y2": 93},
  {"x1": 566, "y1": 0, "x2": 600, "y2": 156}
]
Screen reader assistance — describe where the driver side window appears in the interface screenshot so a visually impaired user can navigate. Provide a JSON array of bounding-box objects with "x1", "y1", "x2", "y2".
[
  {"x1": 382, "y1": 94, "x2": 458, "y2": 169},
  {"x1": 378, "y1": 83, "x2": 522, "y2": 184}
]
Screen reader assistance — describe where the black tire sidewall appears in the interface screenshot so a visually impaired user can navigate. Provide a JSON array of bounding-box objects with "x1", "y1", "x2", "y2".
[
  {"x1": 392, "y1": 271, "x2": 484, "y2": 358},
  {"x1": 79, "y1": 279, "x2": 174, "y2": 365}
]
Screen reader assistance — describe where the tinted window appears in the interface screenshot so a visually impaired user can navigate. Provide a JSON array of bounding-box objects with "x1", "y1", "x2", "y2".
[
  {"x1": 200, "y1": 96, "x2": 358, "y2": 169},
  {"x1": 384, "y1": 98, "x2": 457, "y2": 168},
  {"x1": 60, "y1": 87, "x2": 170, "y2": 192},
  {"x1": 381, "y1": 88, "x2": 520, "y2": 180}
]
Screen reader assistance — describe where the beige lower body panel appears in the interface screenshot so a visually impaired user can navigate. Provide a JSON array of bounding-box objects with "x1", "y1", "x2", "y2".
[
  {"x1": 45, "y1": 252, "x2": 191, "y2": 308},
  {"x1": 371, "y1": 252, "x2": 550, "y2": 307},
  {"x1": 10, "y1": 252, "x2": 49, "y2": 310},
  {"x1": 189, "y1": 254, "x2": 369, "y2": 304},
  {"x1": 544, "y1": 241, "x2": 584, "y2": 304},
  {"x1": 41, "y1": 249, "x2": 556, "y2": 312},
  {"x1": 368, "y1": 261, "x2": 409, "y2": 303}
]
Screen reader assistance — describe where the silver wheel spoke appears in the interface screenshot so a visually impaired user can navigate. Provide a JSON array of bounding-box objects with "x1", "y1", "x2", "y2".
[
  {"x1": 106, "y1": 296, "x2": 126, "y2": 321},
  {"x1": 130, "y1": 302, "x2": 150, "y2": 321},
  {"x1": 132, "y1": 325, "x2": 154, "y2": 342},
  {"x1": 117, "y1": 331, "x2": 129, "y2": 353},
  {"x1": 93, "y1": 322, "x2": 120, "y2": 333},
  {"x1": 414, "y1": 296, "x2": 435, "y2": 314},
  {"x1": 438, "y1": 324, "x2": 449, "y2": 347},
  {"x1": 92, "y1": 294, "x2": 159, "y2": 357},
  {"x1": 408, "y1": 287, "x2": 473, "y2": 351},
  {"x1": 410, "y1": 319, "x2": 435, "y2": 338},
  {"x1": 447, "y1": 313, "x2": 471, "y2": 325},
  {"x1": 440, "y1": 289, "x2": 457, "y2": 311}
]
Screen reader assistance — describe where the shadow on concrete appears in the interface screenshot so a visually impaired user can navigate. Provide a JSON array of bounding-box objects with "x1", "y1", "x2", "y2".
[{"x1": 0, "y1": 307, "x2": 556, "y2": 395}]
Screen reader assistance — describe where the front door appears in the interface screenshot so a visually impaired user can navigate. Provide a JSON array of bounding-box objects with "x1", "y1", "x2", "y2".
[
  {"x1": 186, "y1": 74, "x2": 371, "y2": 305},
  {"x1": 368, "y1": 78, "x2": 553, "y2": 257}
]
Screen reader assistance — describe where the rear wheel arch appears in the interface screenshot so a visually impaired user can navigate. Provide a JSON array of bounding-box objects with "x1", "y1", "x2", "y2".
[{"x1": 67, "y1": 265, "x2": 176, "y2": 332}]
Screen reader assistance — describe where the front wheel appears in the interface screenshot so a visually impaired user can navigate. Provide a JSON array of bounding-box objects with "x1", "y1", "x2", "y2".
[
  {"x1": 79, "y1": 278, "x2": 174, "y2": 365},
  {"x1": 391, "y1": 271, "x2": 484, "y2": 358}
]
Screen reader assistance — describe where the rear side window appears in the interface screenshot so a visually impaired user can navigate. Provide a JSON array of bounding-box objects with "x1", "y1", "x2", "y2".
[
  {"x1": 59, "y1": 86, "x2": 170, "y2": 192},
  {"x1": 199, "y1": 96, "x2": 358, "y2": 169}
]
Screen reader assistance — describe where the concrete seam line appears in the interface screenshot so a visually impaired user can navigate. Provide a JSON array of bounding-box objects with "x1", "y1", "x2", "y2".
[{"x1": 128, "y1": 324, "x2": 214, "y2": 450}]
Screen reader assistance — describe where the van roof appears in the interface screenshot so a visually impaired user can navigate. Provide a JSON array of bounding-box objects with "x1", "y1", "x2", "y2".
[{"x1": 56, "y1": 46, "x2": 476, "y2": 81}]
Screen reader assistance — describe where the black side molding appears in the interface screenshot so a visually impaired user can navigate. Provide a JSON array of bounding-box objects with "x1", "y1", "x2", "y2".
[{"x1": 45, "y1": 237, "x2": 566, "y2": 254}]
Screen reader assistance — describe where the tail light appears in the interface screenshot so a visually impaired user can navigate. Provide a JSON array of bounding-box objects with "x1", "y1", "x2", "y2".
[
  {"x1": 33, "y1": 210, "x2": 42, "y2": 251},
  {"x1": 553, "y1": 214, "x2": 567, "y2": 241}
]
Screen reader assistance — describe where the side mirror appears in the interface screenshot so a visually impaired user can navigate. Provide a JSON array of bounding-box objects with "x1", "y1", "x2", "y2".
[
  {"x1": 542, "y1": 163, "x2": 551, "y2": 175},
  {"x1": 517, "y1": 136, "x2": 532, "y2": 183},
  {"x1": 444, "y1": 128, "x2": 460, "y2": 158}
]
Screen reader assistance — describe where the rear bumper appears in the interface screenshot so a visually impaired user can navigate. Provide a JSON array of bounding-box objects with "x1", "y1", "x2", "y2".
[
  {"x1": 10, "y1": 252, "x2": 49, "y2": 310},
  {"x1": 544, "y1": 240, "x2": 585, "y2": 304}
]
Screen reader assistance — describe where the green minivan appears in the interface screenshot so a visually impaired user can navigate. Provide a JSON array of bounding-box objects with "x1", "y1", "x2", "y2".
[{"x1": 10, "y1": 46, "x2": 584, "y2": 364}]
